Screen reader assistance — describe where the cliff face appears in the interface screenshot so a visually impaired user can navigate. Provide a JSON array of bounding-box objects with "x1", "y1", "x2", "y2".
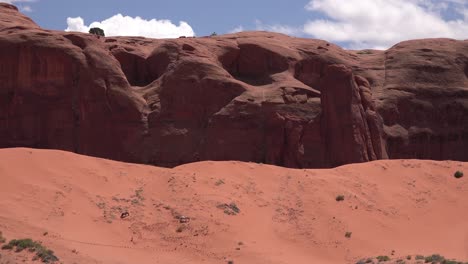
[{"x1": 1, "y1": 3, "x2": 467, "y2": 168}]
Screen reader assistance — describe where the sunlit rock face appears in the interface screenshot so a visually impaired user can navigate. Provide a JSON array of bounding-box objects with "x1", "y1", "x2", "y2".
[{"x1": 1, "y1": 3, "x2": 467, "y2": 168}]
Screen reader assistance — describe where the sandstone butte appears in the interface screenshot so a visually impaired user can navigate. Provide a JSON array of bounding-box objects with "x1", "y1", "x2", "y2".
[{"x1": 1, "y1": 3, "x2": 467, "y2": 169}]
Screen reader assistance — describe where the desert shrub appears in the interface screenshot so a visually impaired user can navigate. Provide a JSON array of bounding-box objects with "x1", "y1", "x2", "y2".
[
  {"x1": 376, "y1": 255, "x2": 390, "y2": 262},
  {"x1": 424, "y1": 254, "x2": 444, "y2": 263},
  {"x1": 89, "y1": 27, "x2": 105, "y2": 37},
  {"x1": 454, "y1": 171, "x2": 464, "y2": 179},
  {"x1": 336, "y1": 195, "x2": 345, "y2": 202},
  {"x1": 3, "y1": 238, "x2": 58, "y2": 263},
  {"x1": 1, "y1": 244, "x2": 12, "y2": 250}
]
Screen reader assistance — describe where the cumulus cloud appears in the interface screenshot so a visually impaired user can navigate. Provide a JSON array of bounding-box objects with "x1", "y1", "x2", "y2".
[
  {"x1": 255, "y1": 20, "x2": 302, "y2": 36},
  {"x1": 0, "y1": 0, "x2": 36, "y2": 13},
  {"x1": 303, "y1": 0, "x2": 468, "y2": 49},
  {"x1": 229, "y1": 25, "x2": 244, "y2": 33},
  {"x1": 65, "y1": 14, "x2": 195, "y2": 39},
  {"x1": 20, "y1": 5, "x2": 32, "y2": 12},
  {"x1": 228, "y1": 20, "x2": 301, "y2": 36}
]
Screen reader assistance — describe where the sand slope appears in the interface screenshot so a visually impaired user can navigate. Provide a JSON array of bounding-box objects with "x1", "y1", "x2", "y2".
[{"x1": 0, "y1": 148, "x2": 467, "y2": 264}]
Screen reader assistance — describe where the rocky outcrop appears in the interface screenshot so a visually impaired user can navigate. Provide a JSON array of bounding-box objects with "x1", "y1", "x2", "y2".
[
  {"x1": 320, "y1": 65, "x2": 387, "y2": 167},
  {"x1": 0, "y1": 3, "x2": 467, "y2": 168}
]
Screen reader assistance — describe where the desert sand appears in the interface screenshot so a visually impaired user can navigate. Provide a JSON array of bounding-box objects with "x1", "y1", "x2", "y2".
[{"x1": 0, "y1": 148, "x2": 467, "y2": 263}]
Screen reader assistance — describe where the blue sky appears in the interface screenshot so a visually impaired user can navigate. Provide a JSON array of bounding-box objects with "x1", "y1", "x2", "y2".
[
  {"x1": 3, "y1": 0, "x2": 468, "y2": 49},
  {"x1": 20, "y1": 0, "x2": 314, "y2": 38}
]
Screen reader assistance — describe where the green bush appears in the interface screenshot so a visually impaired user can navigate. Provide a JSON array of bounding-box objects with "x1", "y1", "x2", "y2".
[
  {"x1": 454, "y1": 171, "x2": 464, "y2": 179},
  {"x1": 424, "y1": 254, "x2": 444, "y2": 263},
  {"x1": 336, "y1": 195, "x2": 345, "y2": 202},
  {"x1": 89, "y1": 27, "x2": 105, "y2": 37},
  {"x1": 1, "y1": 244, "x2": 13, "y2": 250},
  {"x1": 376, "y1": 255, "x2": 390, "y2": 262},
  {"x1": 2, "y1": 238, "x2": 58, "y2": 263}
]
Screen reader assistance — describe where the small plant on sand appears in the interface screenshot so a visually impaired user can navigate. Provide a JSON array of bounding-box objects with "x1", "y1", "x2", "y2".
[
  {"x1": 345, "y1": 232, "x2": 352, "y2": 238},
  {"x1": 217, "y1": 202, "x2": 240, "y2": 215},
  {"x1": 215, "y1": 179, "x2": 225, "y2": 186},
  {"x1": 336, "y1": 195, "x2": 345, "y2": 202},
  {"x1": 454, "y1": 171, "x2": 464, "y2": 179},
  {"x1": 376, "y1": 255, "x2": 390, "y2": 262},
  {"x1": 415, "y1": 255, "x2": 425, "y2": 260},
  {"x1": 2, "y1": 238, "x2": 58, "y2": 263},
  {"x1": 424, "y1": 254, "x2": 444, "y2": 263}
]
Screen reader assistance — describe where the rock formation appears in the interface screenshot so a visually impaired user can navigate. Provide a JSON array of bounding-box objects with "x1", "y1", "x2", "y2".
[{"x1": 0, "y1": 3, "x2": 467, "y2": 168}]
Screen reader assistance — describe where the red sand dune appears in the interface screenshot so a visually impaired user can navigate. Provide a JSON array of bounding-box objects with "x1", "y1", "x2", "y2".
[{"x1": 0, "y1": 148, "x2": 467, "y2": 263}]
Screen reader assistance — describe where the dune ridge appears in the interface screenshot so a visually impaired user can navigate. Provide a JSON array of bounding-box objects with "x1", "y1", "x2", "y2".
[{"x1": 0, "y1": 148, "x2": 466, "y2": 263}]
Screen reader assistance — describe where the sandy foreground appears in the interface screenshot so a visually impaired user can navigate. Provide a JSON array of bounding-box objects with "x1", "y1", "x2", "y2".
[{"x1": 0, "y1": 148, "x2": 467, "y2": 264}]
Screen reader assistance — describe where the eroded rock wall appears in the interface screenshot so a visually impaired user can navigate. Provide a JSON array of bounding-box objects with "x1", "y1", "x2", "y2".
[{"x1": 1, "y1": 3, "x2": 467, "y2": 168}]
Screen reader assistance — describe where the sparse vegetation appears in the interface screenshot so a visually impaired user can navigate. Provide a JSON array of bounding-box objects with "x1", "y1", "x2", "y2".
[
  {"x1": 376, "y1": 255, "x2": 390, "y2": 262},
  {"x1": 356, "y1": 259, "x2": 374, "y2": 264},
  {"x1": 89, "y1": 27, "x2": 105, "y2": 37},
  {"x1": 345, "y1": 232, "x2": 352, "y2": 238},
  {"x1": 357, "y1": 49, "x2": 373, "y2": 55},
  {"x1": 134, "y1": 188, "x2": 145, "y2": 201},
  {"x1": 358, "y1": 255, "x2": 467, "y2": 264},
  {"x1": 454, "y1": 171, "x2": 464, "y2": 179},
  {"x1": 210, "y1": 32, "x2": 217, "y2": 37},
  {"x1": 217, "y1": 202, "x2": 240, "y2": 215},
  {"x1": 336, "y1": 195, "x2": 345, "y2": 202},
  {"x1": 424, "y1": 254, "x2": 444, "y2": 263},
  {"x1": 1, "y1": 244, "x2": 13, "y2": 250},
  {"x1": 215, "y1": 179, "x2": 225, "y2": 186},
  {"x1": 1, "y1": 238, "x2": 58, "y2": 263}
]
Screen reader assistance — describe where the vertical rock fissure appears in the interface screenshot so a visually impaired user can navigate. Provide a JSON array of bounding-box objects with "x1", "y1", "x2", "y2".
[{"x1": 71, "y1": 65, "x2": 81, "y2": 153}]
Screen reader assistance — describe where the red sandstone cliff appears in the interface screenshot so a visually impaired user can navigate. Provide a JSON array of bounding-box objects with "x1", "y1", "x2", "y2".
[{"x1": 1, "y1": 3, "x2": 467, "y2": 168}]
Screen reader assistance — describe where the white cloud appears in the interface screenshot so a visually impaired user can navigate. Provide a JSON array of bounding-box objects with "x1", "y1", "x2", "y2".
[
  {"x1": 20, "y1": 5, "x2": 32, "y2": 12},
  {"x1": 65, "y1": 14, "x2": 195, "y2": 39},
  {"x1": 227, "y1": 21, "x2": 301, "y2": 36},
  {"x1": 229, "y1": 25, "x2": 244, "y2": 33},
  {"x1": 303, "y1": 0, "x2": 468, "y2": 49},
  {"x1": 255, "y1": 20, "x2": 301, "y2": 36},
  {"x1": 1, "y1": 0, "x2": 36, "y2": 12},
  {"x1": 0, "y1": 0, "x2": 36, "y2": 3}
]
